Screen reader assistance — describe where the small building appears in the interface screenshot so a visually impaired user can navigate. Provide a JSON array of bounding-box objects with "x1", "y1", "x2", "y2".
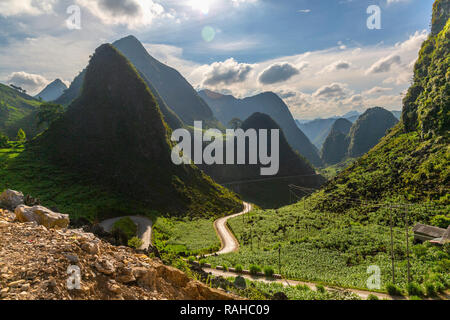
[{"x1": 412, "y1": 223, "x2": 449, "y2": 244}]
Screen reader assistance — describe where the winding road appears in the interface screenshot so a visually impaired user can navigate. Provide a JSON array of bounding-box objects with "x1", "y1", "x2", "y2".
[
  {"x1": 99, "y1": 216, "x2": 153, "y2": 250},
  {"x1": 212, "y1": 202, "x2": 252, "y2": 255}
]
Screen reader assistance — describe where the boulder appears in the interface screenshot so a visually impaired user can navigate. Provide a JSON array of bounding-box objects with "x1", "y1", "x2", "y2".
[
  {"x1": 0, "y1": 189, "x2": 24, "y2": 210},
  {"x1": 14, "y1": 205, "x2": 70, "y2": 229}
]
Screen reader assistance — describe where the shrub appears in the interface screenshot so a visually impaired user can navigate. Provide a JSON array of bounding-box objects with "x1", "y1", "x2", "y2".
[
  {"x1": 112, "y1": 217, "x2": 137, "y2": 240},
  {"x1": 430, "y1": 215, "x2": 450, "y2": 228},
  {"x1": 407, "y1": 282, "x2": 424, "y2": 297},
  {"x1": 425, "y1": 282, "x2": 436, "y2": 297},
  {"x1": 234, "y1": 276, "x2": 246, "y2": 289},
  {"x1": 316, "y1": 285, "x2": 326, "y2": 293},
  {"x1": 409, "y1": 296, "x2": 422, "y2": 300},
  {"x1": 367, "y1": 294, "x2": 379, "y2": 300},
  {"x1": 199, "y1": 259, "x2": 207, "y2": 266},
  {"x1": 434, "y1": 281, "x2": 445, "y2": 293},
  {"x1": 187, "y1": 256, "x2": 195, "y2": 263},
  {"x1": 249, "y1": 264, "x2": 262, "y2": 275},
  {"x1": 234, "y1": 264, "x2": 243, "y2": 273},
  {"x1": 386, "y1": 283, "x2": 403, "y2": 296},
  {"x1": 264, "y1": 266, "x2": 275, "y2": 278},
  {"x1": 222, "y1": 264, "x2": 229, "y2": 272},
  {"x1": 128, "y1": 236, "x2": 143, "y2": 249},
  {"x1": 0, "y1": 132, "x2": 8, "y2": 148},
  {"x1": 16, "y1": 128, "x2": 26, "y2": 141}
]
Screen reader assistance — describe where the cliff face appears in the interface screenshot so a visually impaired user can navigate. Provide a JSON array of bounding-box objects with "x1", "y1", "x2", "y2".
[
  {"x1": 0, "y1": 209, "x2": 233, "y2": 300},
  {"x1": 312, "y1": 0, "x2": 449, "y2": 211},
  {"x1": 402, "y1": 0, "x2": 449, "y2": 137}
]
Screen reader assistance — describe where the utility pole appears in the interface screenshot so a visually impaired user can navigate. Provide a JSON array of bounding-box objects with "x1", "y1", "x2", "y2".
[
  {"x1": 389, "y1": 204, "x2": 396, "y2": 284},
  {"x1": 278, "y1": 245, "x2": 281, "y2": 275},
  {"x1": 405, "y1": 205, "x2": 411, "y2": 283}
]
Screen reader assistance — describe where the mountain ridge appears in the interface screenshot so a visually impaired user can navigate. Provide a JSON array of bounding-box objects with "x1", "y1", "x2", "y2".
[{"x1": 199, "y1": 89, "x2": 322, "y2": 167}]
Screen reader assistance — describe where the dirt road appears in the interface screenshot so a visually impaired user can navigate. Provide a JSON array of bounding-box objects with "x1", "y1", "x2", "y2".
[{"x1": 212, "y1": 202, "x2": 252, "y2": 255}]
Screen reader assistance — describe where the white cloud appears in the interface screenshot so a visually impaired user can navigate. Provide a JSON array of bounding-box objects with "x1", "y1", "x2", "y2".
[
  {"x1": 258, "y1": 62, "x2": 302, "y2": 84},
  {"x1": 322, "y1": 60, "x2": 351, "y2": 72},
  {"x1": 0, "y1": 35, "x2": 97, "y2": 90},
  {"x1": 6, "y1": 71, "x2": 49, "y2": 94},
  {"x1": 363, "y1": 86, "x2": 393, "y2": 95},
  {"x1": 313, "y1": 83, "x2": 349, "y2": 100},
  {"x1": 183, "y1": 29, "x2": 427, "y2": 119},
  {"x1": 76, "y1": 0, "x2": 168, "y2": 28},
  {"x1": 298, "y1": 9, "x2": 311, "y2": 13},
  {"x1": 201, "y1": 58, "x2": 253, "y2": 86},
  {"x1": 0, "y1": 0, "x2": 57, "y2": 17},
  {"x1": 231, "y1": 0, "x2": 258, "y2": 7},
  {"x1": 366, "y1": 54, "x2": 401, "y2": 74},
  {"x1": 386, "y1": 0, "x2": 410, "y2": 5}
]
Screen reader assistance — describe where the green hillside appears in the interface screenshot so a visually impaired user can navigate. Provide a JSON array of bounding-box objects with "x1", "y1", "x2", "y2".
[
  {"x1": 0, "y1": 84, "x2": 41, "y2": 138},
  {"x1": 0, "y1": 44, "x2": 242, "y2": 220},
  {"x1": 203, "y1": 1, "x2": 449, "y2": 294},
  {"x1": 315, "y1": 3, "x2": 449, "y2": 212}
]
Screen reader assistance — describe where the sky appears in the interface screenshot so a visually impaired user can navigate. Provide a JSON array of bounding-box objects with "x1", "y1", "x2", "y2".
[{"x1": 0, "y1": 0, "x2": 435, "y2": 119}]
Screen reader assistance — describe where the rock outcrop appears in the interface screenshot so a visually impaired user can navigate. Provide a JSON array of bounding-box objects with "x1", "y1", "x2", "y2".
[
  {"x1": 0, "y1": 209, "x2": 234, "y2": 300},
  {"x1": 0, "y1": 189, "x2": 24, "y2": 210},
  {"x1": 14, "y1": 205, "x2": 70, "y2": 229}
]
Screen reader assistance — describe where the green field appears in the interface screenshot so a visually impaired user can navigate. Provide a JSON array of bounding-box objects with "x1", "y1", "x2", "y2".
[
  {"x1": 204, "y1": 200, "x2": 449, "y2": 293},
  {"x1": 153, "y1": 216, "x2": 220, "y2": 256}
]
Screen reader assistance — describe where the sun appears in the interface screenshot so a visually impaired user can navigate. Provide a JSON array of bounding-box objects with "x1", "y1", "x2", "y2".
[{"x1": 190, "y1": 0, "x2": 211, "y2": 15}]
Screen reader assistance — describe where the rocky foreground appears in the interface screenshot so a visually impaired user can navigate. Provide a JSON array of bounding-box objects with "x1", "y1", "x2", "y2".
[{"x1": 0, "y1": 190, "x2": 234, "y2": 300}]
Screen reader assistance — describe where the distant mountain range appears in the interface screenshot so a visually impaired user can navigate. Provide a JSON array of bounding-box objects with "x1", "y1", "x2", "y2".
[
  {"x1": 35, "y1": 79, "x2": 67, "y2": 102},
  {"x1": 199, "y1": 89, "x2": 322, "y2": 167},
  {"x1": 320, "y1": 107, "x2": 399, "y2": 165},
  {"x1": 296, "y1": 109, "x2": 401, "y2": 149}
]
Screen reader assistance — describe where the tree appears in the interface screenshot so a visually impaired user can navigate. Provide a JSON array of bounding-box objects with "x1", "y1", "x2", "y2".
[
  {"x1": 228, "y1": 118, "x2": 242, "y2": 130},
  {"x1": 16, "y1": 128, "x2": 26, "y2": 141},
  {"x1": 0, "y1": 132, "x2": 8, "y2": 148},
  {"x1": 37, "y1": 103, "x2": 64, "y2": 128}
]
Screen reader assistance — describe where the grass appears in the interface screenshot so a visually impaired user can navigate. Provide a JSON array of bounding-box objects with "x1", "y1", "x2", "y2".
[
  {"x1": 0, "y1": 143, "x2": 147, "y2": 222},
  {"x1": 319, "y1": 158, "x2": 356, "y2": 180},
  {"x1": 227, "y1": 278, "x2": 361, "y2": 300},
  {"x1": 152, "y1": 216, "x2": 220, "y2": 256}
]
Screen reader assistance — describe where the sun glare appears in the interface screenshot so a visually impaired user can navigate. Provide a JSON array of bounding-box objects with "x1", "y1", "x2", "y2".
[{"x1": 191, "y1": 0, "x2": 211, "y2": 15}]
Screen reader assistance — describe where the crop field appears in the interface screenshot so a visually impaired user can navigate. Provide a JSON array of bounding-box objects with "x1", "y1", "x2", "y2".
[
  {"x1": 205, "y1": 201, "x2": 449, "y2": 292},
  {"x1": 153, "y1": 216, "x2": 220, "y2": 256}
]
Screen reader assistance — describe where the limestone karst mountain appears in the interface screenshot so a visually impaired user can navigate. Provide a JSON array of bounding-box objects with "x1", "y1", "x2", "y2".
[
  {"x1": 199, "y1": 89, "x2": 322, "y2": 167},
  {"x1": 347, "y1": 107, "x2": 399, "y2": 158},
  {"x1": 55, "y1": 35, "x2": 219, "y2": 130},
  {"x1": 320, "y1": 118, "x2": 352, "y2": 165},
  {"x1": 199, "y1": 112, "x2": 325, "y2": 208},
  {"x1": 35, "y1": 79, "x2": 67, "y2": 102},
  {"x1": 37, "y1": 44, "x2": 241, "y2": 217}
]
